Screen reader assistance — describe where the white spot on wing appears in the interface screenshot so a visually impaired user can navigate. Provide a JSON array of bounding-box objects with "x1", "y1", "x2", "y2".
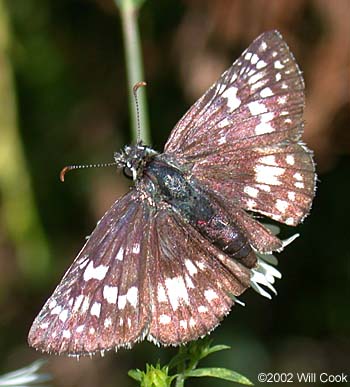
[
  {"x1": 260, "y1": 41, "x2": 267, "y2": 51},
  {"x1": 260, "y1": 87, "x2": 273, "y2": 98},
  {"x1": 116, "y1": 247, "x2": 124, "y2": 261},
  {"x1": 248, "y1": 71, "x2": 264, "y2": 85},
  {"x1": 231, "y1": 73, "x2": 237, "y2": 83},
  {"x1": 51, "y1": 305, "x2": 62, "y2": 315},
  {"x1": 255, "y1": 165, "x2": 285, "y2": 185},
  {"x1": 90, "y1": 302, "x2": 101, "y2": 317},
  {"x1": 278, "y1": 96, "x2": 287, "y2": 104},
  {"x1": 250, "y1": 53, "x2": 259, "y2": 64},
  {"x1": 286, "y1": 155, "x2": 295, "y2": 165},
  {"x1": 222, "y1": 86, "x2": 241, "y2": 111},
  {"x1": 79, "y1": 258, "x2": 90, "y2": 270},
  {"x1": 103, "y1": 285, "x2": 119, "y2": 304},
  {"x1": 288, "y1": 191, "x2": 296, "y2": 200},
  {"x1": 81, "y1": 296, "x2": 90, "y2": 313},
  {"x1": 159, "y1": 314, "x2": 171, "y2": 324},
  {"x1": 104, "y1": 317, "x2": 112, "y2": 328},
  {"x1": 256, "y1": 60, "x2": 267, "y2": 69},
  {"x1": 286, "y1": 217, "x2": 295, "y2": 225},
  {"x1": 217, "y1": 117, "x2": 230, "y2": 128},
  {"x1": 198, "y1": 305, "x2": 208, "y2": 313},
  {"x1": 76, "y1": 325, "x2": 85, "y2": 333},
  {"x1": 165, "y1": 276, "x2": 189, "y2": 310},
  {"x1": 180, "y1": 320, "x2": 187, "y2": 329},
  {"x1": 189, "y1": 317, "x2": 196, "y2": 327},
  {"x1": 126, "y1": 286, "x2": 138, "y2": 308},
  {"x1": 185, "y1": 275, "x2": 195, "y2": 288},
  {"x1": 204, "y1": 289, "x2": 218, "y2": 302},
  {"x1": 256, "y1": 184, "x2": 271, "y2": 192},
  {"x1": 157, "y1": 283, "x2": 167, "y2": 302},
  {"x1": 218, "y1": 135, "x2": 227, "y2": 145},
  {"x1": 59, "y1": 309, "x2": 69, "y2": 322},
  {"x1": 185, "y1": 259, "x2": 198, "y2": 275},
  {"x1": 260, "y1": 155, "x2": 277, "y2": 165},
  {"x1": 197, "y1": 261, "x2": 206, "y2": 270},
  {"x1": 248, "y1": 101, "x2": 267, "y2": 115},
  {"x1": 246, "y1": 199, "x2": 257, "y2": 208},
  {"x1": 118, "y1": 295, "x2": 127, "y2": 309},
  {"x1": 83, "y1": 261, "x2": 108, "y2": 282},
  {"x1": 255, "y1": 121, "x2": 274, "y2": 135},
  {"x1": 274, "y1": 60, "x2": 284, "y2": 69},
  {"x1": 255, "y1": 111, "x2": 275, "y2": 135},
  {"x1": 276, "y1": 199, "x2": 289, "y2": 213},
  {"x1": 244, "y1": 52, "x2": 252, "y2": 60},
  {"x1": 63, "y1": 329, "x2": 71, "y2": 339},
  {"x1": 244, "y1": 186, "x2": 259, "y2": 198},
  {"x1": 49, "y1": 300, "x2": 57, "y2": 309},
  {"x1": 132, "y1": 243, "x2": 140, "y2": 254}
]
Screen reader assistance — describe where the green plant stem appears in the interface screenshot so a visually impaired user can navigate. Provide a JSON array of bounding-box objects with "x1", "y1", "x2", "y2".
[
  {"x1": 175, "y1": 374, "x2": 185, "y2": 387},
  {"x1": 0, "y1": 0, "x2": 51, "y2": 283},
  {"x1": 115, "y1": 0, "x2": 150, "y2": 144}
]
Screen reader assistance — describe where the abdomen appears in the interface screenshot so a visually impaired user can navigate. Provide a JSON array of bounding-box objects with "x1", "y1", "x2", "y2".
[{"x1": 145, "y1": 158, "x2": 256, "y2": 269}]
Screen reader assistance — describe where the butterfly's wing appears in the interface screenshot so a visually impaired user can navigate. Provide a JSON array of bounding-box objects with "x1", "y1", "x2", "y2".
[
  {"x1": 28, "y1": 191, "x2": 153, "y2": 354},
  {"x1": 148, "y1": 206, "x2": 250, "y2": 345},
  {"x1": 165, "y1": 30, "x2": 315, "y2": 232},
  {"x1": 28, "y1": 191, "x2": 250, "y2": 355}
]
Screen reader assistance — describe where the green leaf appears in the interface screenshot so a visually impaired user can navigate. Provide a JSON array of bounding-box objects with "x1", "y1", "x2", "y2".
[
  {"x1": 200, "y1": 344, "x2": 231, "y2": 359},
  {"x1": 185, "y1": 367, "x2": 253, "y2": 385},
  {"x1": 128, "y1": 369, "x2": 143, "y2": 382},
  {"x1": 168, "y1": 340, "x2": 231, "y2": 372}
]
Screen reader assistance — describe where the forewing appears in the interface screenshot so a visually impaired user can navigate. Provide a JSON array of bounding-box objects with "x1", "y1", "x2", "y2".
[
  {"x1": 148, "y1": 208, "x2": 251, "y2": 345},
  {"x1": 28, "y1": 191, "x2": 153, "y2": 355},
  {"x1": 165, "y1": 30, "x2": 315, "y2": 227}
]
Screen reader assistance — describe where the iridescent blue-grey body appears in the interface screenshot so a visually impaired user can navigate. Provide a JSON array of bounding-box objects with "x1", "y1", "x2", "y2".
[{"x1": 143, "y1": 156, "x2": 256, "y2": 269}]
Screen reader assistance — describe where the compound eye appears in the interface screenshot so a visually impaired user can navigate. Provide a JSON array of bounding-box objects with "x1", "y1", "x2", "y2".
[{"x1": 123, "y1": 166, "x2": 133, "y2": 179}]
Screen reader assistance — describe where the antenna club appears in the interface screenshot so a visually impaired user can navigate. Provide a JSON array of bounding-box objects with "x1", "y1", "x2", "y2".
[
  {"x1": 133, "y1": 81, "x2": 147, "y2": 94},
  {"x1": 60, "y1": 166, "x2": 72, "y2": 182}
]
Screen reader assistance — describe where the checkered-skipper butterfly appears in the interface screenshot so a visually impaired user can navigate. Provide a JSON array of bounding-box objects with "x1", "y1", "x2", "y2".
[{"x1": 28, "y1": 30, "x2": 315, "y2": 356}]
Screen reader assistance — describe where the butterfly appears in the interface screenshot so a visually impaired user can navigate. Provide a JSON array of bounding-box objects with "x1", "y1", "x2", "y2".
[{"x1": 28, "y1": 30, "x2": 315, "y2": 356}]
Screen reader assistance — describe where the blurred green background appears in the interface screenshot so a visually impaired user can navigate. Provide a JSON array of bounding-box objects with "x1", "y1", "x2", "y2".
[{"x1": 0, "y1": 0, "x2": 349, "y2": 386}]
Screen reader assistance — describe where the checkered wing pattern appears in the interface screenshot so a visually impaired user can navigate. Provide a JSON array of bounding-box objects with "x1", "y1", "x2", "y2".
[
  {"x1": 165, "y1": 30, "x2": 315, "y2": 227},
  {"x1": 28, "y1": 192, "x2": 250, "y2": 355}
]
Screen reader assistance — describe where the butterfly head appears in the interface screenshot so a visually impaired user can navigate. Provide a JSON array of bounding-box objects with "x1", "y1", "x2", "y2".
[{"x1": 114, "y1": 143, "x2": 158, "y2": 181}]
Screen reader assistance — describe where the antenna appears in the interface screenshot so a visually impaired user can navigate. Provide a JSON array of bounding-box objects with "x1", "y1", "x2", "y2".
[
  {"x1": 132, "y1": 81, "x2": 147, "y2": 142},
  {"x1": 60, "y1": 162, "x2": 117, "y2": 182}
]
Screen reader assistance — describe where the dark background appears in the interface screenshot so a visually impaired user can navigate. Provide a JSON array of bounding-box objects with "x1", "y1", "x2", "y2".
[{"x1": 0, "y1": 0, "x2": 349, "y2": 386}]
